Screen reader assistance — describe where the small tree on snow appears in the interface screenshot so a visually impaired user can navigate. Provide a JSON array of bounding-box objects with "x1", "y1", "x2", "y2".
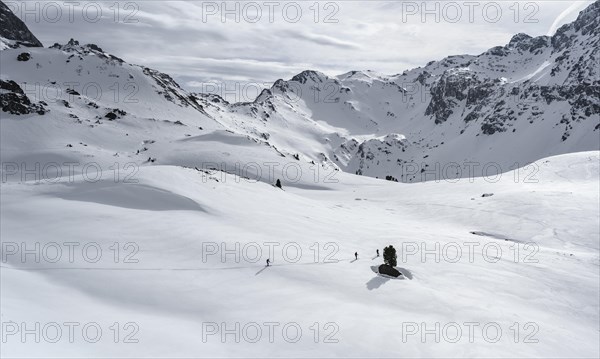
[{"x1": 383, "y1": 245, "x2": 397, "y2": 267}]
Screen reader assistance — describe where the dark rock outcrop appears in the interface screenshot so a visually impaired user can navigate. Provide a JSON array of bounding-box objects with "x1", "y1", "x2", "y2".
[
  {"x1": 426, "y1": 70, "x2": 480, "y2": 124},
  {"x1": 0, "y1": 1, "x2": 43, "y2": 48},
  {"x1": 16, "y1": 52, "x2": 30, "y2": 61},
  {"x1": 0, "y1": 80, "x2": 47, "y2": 115},
  {"x1": 378, "y1": 264, "x2": 401, "y2": 278}
]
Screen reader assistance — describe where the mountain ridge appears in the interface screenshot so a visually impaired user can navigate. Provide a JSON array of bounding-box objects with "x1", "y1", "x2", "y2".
[
  {"x1": 1, "y1": 0, "x2": 598, "y2": 184},
  {"x1": 0, "y1": 0, "x2": 42, "y2": 49}
]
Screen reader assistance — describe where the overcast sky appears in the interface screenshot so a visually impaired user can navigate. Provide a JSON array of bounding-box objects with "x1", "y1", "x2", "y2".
[{"x1": 7, "y1": 0, "x2": 594, "y2": 98}]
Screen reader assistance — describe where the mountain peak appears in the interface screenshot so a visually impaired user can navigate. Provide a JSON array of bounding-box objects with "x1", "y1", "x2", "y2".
[
  {"x1": 290, "y1": 70, "x2": 330, "y2": 84},
  {"x1": 508, "y1": 33, "x2": 532, "y2": 46},
  {"x1": 48, "y1": 38, "x2": 125, "y2": 64}
]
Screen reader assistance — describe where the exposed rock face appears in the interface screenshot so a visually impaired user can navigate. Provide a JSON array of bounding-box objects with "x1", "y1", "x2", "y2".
[
  {"x1": 0, "y1": 80, "x2": 47, "y2": 115},
  {"x1": 425, "y1": 69, "x2": 480, "y2": 124},
  {"x1": 507, "y1": 33, "x2": 550, "y2": 54},
  {"x1": 552, "y1": 1, "x2": 600, "y2": 52},
  {"x1": 0, "y1": 0, "x2": 43, "y2": 48},
  {"x1": 248, "y1": 1, "x2": 599, "y2": 182}
]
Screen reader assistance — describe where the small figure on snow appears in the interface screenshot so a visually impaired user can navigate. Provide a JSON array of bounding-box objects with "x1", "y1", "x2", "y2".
[
  {"x1": 275, "y1": 179, "x2": 282, "y2": 189},
  {"x1": 376, "y1": 249, "x2": 380, "y2": 257},
  {"x1": 355, "y1": 252, "x2": 358, "y2": 260},
  {"x1": 266, "y1": 258, "x2": 270, "y2": 267}
]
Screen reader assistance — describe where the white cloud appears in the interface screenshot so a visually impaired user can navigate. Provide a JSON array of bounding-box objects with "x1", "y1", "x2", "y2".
[{"x1": 14, "y1": 1, "x2": 594, "y2": 93}]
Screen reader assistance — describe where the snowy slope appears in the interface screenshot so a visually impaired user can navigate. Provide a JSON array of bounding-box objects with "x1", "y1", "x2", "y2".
[
  {"x1": 2, "y1": 2, "x2": 599, "y2": 184},
  {"x1": 1, "y1": 152, "x2": 599, "y2": 358},
  {"x1": 1, "y1": 2, "x2": 599, "y2": 358},
  {"x1": 1, "y1": 39, "x2": 337, "y2": 187},
  {"x1": 198, "y1": 2, "x2": 599, "y2": 181}
]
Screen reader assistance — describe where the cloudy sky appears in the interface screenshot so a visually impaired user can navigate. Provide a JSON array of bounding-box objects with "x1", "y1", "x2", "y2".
[{"x1": 8, "y1": 0, "x2": 594, "y2": 99}]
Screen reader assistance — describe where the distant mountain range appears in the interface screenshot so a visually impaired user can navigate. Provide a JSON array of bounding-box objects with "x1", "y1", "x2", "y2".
[{"x1": 1, "y1": 0, "x2": 598, "y2": 183}]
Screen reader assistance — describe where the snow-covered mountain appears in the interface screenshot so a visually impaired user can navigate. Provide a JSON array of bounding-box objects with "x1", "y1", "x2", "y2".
[
  {"x1": 0, "y1": 1, "x2": 42, "y2": 49},
  {"x1": 1, "y1": 2, "x2": 599, "y2": 358},
  {"x1": 202, "y1": 0, "x2": 599, "y2": 181},
  {"x1": 2, "y1": 1, "x2": 599, "y2": 184}
]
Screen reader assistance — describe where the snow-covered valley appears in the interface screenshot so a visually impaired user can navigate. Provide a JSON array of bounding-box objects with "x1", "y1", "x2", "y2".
[
  {"x1": 2, "y1": 152, "x2": 599, "y2": 357},
  {"x1": 1, "y1": 1, "x2": 599, "y2": 357}
]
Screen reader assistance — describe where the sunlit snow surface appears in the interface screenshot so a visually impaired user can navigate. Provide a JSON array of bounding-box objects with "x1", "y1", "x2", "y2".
[
  {"x1": 1, "y1": 4, "x2": 599, "y2": 356},
  {"x1": 1, "y1": 152, "x2": 598, "y2": 358}
]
